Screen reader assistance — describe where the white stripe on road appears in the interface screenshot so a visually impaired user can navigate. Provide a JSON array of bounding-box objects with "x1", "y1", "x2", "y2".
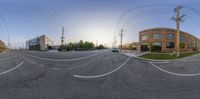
[
  {"x1": 21, "y1": 50, "x2": 107, "y2": 62},
  {"x1": 51, "y1": 68, "x2": 63, "y2": 70},
  {"x1": 20, "y1": 53, "x2": 90, "y2": 70},
  {"x1": 0, "y1": 61, "x2": 24, "y2": 75},
  {"x1": 73, "y1": 58, "x2": 130, "y2": 79},
  {"x1": 20, "y1": 54, "x2": 37, "y2": 64},
  {"x1": 104, "y1": 56, "x2": 117, "y2": 60},
  {"x1": 150, "y1": 62, "x2": 200, "y2": 76}
]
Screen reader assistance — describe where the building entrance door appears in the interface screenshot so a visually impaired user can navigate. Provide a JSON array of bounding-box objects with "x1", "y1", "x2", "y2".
[{"x1": 141, "y1": 45, "x2": 148, "y2": 51}]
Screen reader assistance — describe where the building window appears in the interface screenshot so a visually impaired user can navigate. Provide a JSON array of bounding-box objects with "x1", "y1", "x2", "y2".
[
  {"x1": 188, "y1": 43, "x2": 193, "y2": 48},
  {"x1": 166, "y1": 42, "x2": 174, "y2": 48},
  {"x1": 141, "y1": 35, "x2": 147, "y2": 41},
  {"x1": 152, "y1": 42, "x2": 162, "y2": 52},
  {"x1": 188, "y1": 39, "x2": 193, "y2": 48},
  {"x1": 153, "y1": 33, "x2": 162, "y2": 39},
  {"x1": 166, "y1": 33, "x2": 174, "y2": 39},
  {"x1": 152, "y1": 42, "x2": 162, "y2": 46},
  {"x1": 180, "y1": 34, "x2": 185, "y2": 43},
  {"x1": 142, "y1": 43, "x2": 148, "y2": 45},
  {"x1": 180, "y1": 43, "x2": 185, "y2": 49}
]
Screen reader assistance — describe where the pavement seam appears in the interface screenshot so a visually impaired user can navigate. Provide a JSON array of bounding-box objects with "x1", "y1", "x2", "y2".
[
  {"x1": 21, "y1": 50, "x2": 107, "y2": 62},
  {"x1": 20, "y1": 52, "x2": 93, "y2": 70}
]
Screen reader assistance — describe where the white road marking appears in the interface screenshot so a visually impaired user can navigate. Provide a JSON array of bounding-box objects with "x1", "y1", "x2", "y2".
[
  {"x1": 104, "y1": 56, "x2": 117, "y2": 60},
  {"x1": 0, "y1": 56, "x2": 17, "y2": 61},
  {"x1": 20, "y1": 53, "x2": 91, "y2": 70},
  {"x1": 0, "y1": 61, "x2": 24, "y2": 75},
  {"x1": 150, "y1": 62, "x2": 200, "y2": 76},
  {"x1": 73, "y1": 58, "x2": 130, "y2": 79},
  {"x1": 20, "y1": 54, "x2": 37, "y2": 64},
  {"x1": 51, "y1": 68, "x2": 62, "y2": 70},
  {"x1": 21, "y1": 50, "x2": 107, "y2": 62},
  {"x1": 20, "y1": 54, "x2": 46, "y2": 69}
]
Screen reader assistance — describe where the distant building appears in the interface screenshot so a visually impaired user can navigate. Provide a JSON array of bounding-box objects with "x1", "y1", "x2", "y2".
[
  {"x1": 122, "y1": 42, "x2": 139, "y2": 50},
  {"x1": 0, "y1": 40, "x2": 5, "y2": 49},
  {"x1": 139, "y1": 28, "x2": 200, "y2": 52},
  {"x1": 26, "y1": 35, "x2": 54, "y2": 51}
]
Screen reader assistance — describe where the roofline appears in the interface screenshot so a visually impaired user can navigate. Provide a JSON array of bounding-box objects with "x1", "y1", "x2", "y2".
[{"x1": 139, "y1": 27, "x2": 200, "y2": 40}]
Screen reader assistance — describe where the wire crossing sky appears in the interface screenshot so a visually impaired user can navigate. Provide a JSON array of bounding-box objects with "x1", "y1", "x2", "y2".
[{"x1": 0, "y1": 0, "x2": 200, "y2": 48}]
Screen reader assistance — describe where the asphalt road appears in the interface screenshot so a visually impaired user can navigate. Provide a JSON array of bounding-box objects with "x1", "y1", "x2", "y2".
[{"x1": 0, "y1": 49, "x2": 200, "y2": 99}]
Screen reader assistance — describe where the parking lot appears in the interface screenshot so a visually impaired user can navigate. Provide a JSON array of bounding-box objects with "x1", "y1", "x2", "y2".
[{"x1": 0, "y1": 49, "x2": 200, "y2": 99}]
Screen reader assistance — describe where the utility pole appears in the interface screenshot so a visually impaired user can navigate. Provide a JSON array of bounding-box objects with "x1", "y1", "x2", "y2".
[
  {"x1": 7, "y1": 33, "x2": 10, "y2": 49},
  {"x1": 172, "y1": 5, "x2": 185, "y2": 57},
  {"x1": 112, "y1": 35, "x2": 117, "y2": 49},
  {"x1": 61, "y1": 27, "x2": 65, "y2": 51},
  {"x1": 119, "y1": 29, "x2": 124, "y2": 51},
  {"x1": 37, "y1": 35, "x2": 39, "y2": 50},
  {"x1": 96, "y1": 39, "x2": 98, "y2": 47}
]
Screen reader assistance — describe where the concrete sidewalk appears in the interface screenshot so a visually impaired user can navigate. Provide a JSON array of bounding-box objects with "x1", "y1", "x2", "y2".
[
  {"x1": 121, "y1": 50, "x2": 200, "y2": 62},
  {"x1": 0, "y1": 49, "x2": 9, "y2": 55},
  {"x1": 120, "y1": 50, "x2": 148, "y2": 57}
]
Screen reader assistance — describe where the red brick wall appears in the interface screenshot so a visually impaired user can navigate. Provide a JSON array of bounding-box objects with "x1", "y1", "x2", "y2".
[{"x1": 139, "y1": 28, "x2": 200, "y2": 52}]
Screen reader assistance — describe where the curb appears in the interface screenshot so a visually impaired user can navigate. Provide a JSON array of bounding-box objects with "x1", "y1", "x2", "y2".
[
  {"x1": 135, "y1": 56, "x2": 174, "y2": 62},
  {"x1": 137, "y1": 53, "x2": 200, "y2": 62},
  {"x1": 120, "y1": 52, "x2": 200, "y2": 62},
  {"x1": 0, "y1": 49, "x2": 9, "y2": 55}
]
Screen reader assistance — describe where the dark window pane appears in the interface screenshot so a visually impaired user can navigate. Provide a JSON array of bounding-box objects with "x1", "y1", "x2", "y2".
[
  {"x1": 166, "y1": 33, "x2": 174, "y2": 39},
  {"x1": 153, "y1": 33, "x2": 162, "y2": 39},
  {"x1": 166, "y1": 42, "x2": 174, "y2": 48}
]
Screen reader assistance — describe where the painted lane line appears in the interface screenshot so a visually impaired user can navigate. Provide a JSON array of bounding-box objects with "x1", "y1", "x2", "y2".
[
  {"x1": 21, "y1": 53, "x2": 91, "y2": 70},
  {"x1": 73, "y1": 58, "x2": 130, "y2": 79},
  {"x1": 150, "y1": 62, "x2": 200, "y2": 76},
  {"x1": 0, "y1": 56, "x2": 17, "y2": 61},
  {"x1": 104, "y1": 56, "x2": 117, "y2": 60},
  {"x1": 20, "y1": 54, "x2": 37, "y2": 64},
  {"x1": 0, "y1": 61, "x2": 24, "y2": 75},
  {"x1": 21, "y1": 53, "x2": 91, "y2": 71},
  {"x1": 20, "y1": 54, "x2": 47, "y2": 68},
  {"x1": 21, "y1": 50, "x2": 107, "y2": 62},
  {"x1": 51, "y1": 68, "x2": 63, "y2": 70}
]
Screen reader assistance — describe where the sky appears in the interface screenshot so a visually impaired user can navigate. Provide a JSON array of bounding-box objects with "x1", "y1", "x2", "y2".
[{"x1": 0, "y1": 0, "x2": 200, "y2": 48}]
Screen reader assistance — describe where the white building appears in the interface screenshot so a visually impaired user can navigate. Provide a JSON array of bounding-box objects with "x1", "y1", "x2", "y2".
[{"x1": 26, "y1": 35, "x2": 54, "y2": 51}]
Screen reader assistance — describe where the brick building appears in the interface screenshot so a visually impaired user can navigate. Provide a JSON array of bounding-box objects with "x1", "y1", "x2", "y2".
[
  {"x1": 0, "y1": 40, "x2": 5, "y2": 49},
  {"x1": 139, "y1": 28, "x2": 200, "y2": 52}
]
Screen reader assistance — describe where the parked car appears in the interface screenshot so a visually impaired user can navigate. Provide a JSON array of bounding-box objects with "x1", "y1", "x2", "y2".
[{"x1": 112, "y1": 48, "x2": 119, "y2": 52}]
